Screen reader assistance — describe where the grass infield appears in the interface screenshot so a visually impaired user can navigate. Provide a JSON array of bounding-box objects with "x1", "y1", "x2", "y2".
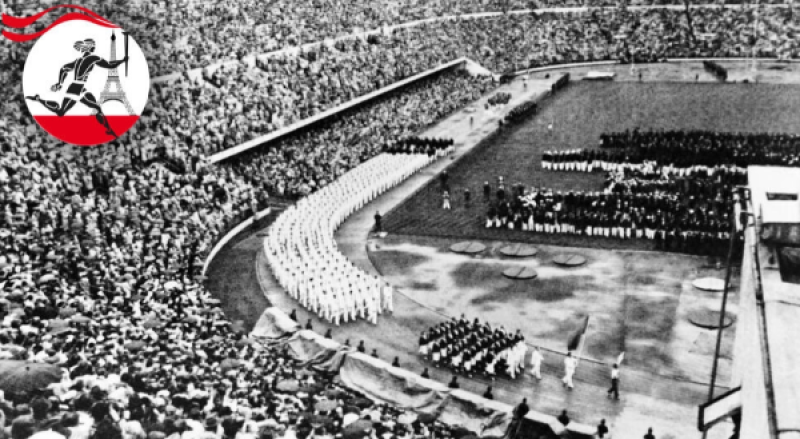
[{"x1": 383, "y1": 81, "x2": 800, "y2": 250}]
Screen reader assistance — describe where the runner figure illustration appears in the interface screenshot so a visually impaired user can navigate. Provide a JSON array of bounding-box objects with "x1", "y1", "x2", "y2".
[{"x1": 26, "y1": 38, "x2": 128, "y2": 137}]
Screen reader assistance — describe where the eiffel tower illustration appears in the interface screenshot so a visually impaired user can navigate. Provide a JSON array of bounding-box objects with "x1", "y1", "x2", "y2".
[{"x1": 97, "y1": 31, "x2": 134, "y2": 115}]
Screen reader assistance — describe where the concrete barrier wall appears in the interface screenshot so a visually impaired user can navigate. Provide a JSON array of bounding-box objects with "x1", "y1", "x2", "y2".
[{"x1": 201, "y1": 206, "x2": 272, "y2": 276}]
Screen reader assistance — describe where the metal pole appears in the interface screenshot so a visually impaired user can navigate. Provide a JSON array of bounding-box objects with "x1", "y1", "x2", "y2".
[
  {"x1": 123, "y1": 32, "x2": 129, "y2": 77},
  {"x1": 702, "y1": 204, "x2": 739, "y2": 438},
  {"x1": 708, "y1": 211, "x2": 738, "y2": 400},
  {"x1": 576, "y1": 316, "x2": 591, "y2": 366}
]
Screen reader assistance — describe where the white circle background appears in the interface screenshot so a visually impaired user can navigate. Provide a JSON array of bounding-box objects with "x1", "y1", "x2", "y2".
[{"x1": 22, "y1": 20, "x2": 150, "y2": 117}]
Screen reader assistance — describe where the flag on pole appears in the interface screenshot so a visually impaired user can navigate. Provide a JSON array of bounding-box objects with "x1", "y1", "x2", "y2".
[
  {"x1": 616, "y1": 351, "x2": 625, "y2": 366},
  {"x1": 566, "y1": 315, "x2": 590, "y2": 352}
]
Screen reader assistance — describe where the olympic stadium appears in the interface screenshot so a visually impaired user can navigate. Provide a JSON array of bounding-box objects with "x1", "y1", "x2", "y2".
[{"x1": 0, "y1": 2, "x2": 798, "y2": 439}]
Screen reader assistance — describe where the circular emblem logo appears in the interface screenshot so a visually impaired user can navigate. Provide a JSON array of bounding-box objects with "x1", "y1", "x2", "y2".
[{"x1": 22, "y1": 20, "x2": 149, "y2": 146}]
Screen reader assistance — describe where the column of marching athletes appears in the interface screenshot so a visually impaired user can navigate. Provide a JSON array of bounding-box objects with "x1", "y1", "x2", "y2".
[{"x1": 265, "y1": 152, "x2": 444, "y2": 324}]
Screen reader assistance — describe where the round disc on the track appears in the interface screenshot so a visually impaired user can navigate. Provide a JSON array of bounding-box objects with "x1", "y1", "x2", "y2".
[
  {"x1": 502, "y1": 266, "x2": 538, "y2": 280},
  {"x1": 499, "y1": 243, "x2": 539, "y2": 257},
  {"x1": 450, "y1": 241, "x2": 486, "y2": 255},
  {"x1": 552, "y1": 254, "x2": 587, "y2": 267},
  {"x1": 687, "y1": 309, "x2": 735, "y2": 329},
  {"x1": 692, "y1": 277, "x2": 725, "y2": 292}
]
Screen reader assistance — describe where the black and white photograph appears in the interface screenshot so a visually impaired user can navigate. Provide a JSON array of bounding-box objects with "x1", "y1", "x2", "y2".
[{"x1": 0, "y1": 1, "x2": 798, "y2": 438}]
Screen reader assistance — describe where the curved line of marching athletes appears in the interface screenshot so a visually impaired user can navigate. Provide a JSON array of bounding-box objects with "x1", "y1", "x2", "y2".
[{"x1": 263, "y1": 150, "x2": 452, "y2": 325}]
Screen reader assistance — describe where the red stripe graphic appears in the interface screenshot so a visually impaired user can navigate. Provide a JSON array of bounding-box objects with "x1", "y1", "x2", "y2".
[
  {"x1": 2, "y1": 5, "x2": 118, "y2": 43},
  {"x1": 33, "y1": 115, "x2": 138, "y2": 146},
  {"x1": 2, "y1": 4, "x2": 113, "y2": 28}
]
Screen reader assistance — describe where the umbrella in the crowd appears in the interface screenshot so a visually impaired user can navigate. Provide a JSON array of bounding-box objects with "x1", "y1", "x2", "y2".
[
  {"x1": 298, "y1": 383, "x2": 324, "y2": 394},
  {"x1": 417, "y1": 413, "x2": 438, "y2": 424},
  {"x1": 38, "y1": 274, "x2": 56, "y2": 284},
  {"x1": 234, "y1": 337, "x2": 257, "y2": 348},
  {"x1": 196, "y1": 307, "x2": 219, "y2": 315},
  {"x1": 276, "y1": 379, "x2": 300, "y2": 393},
  {"x1": 6, "y1": 291, "x2": 24, "y2": 302},
  {"x1": 220, "y1": 358, "x2": 241, "y2": 374},
  {"x1": 0, "y1": 361, "x2": 62, "y2": 396},
  {"x1": 342, "y1": 419, "x2": 373, "y2": 439},
  {"x1": 58, "y1": 307, "x2": 77, "y2": 318},
  {"x1": 323, "y1": 388, "x2": 349, "y2": 399},
  {"x1": 124, "y1": 341, "x2": 147, "y2": 352},
  {"x1": 143, "y1": 318, "x2": 164, "y2": 329},
  {"x1": 48, "y1": 325, "x2": 74, "y2": 336},
  {"x1": 47, "y1": 319, "x2": 72, "y2": 336},
  {"x1": 451, "y1": 427, "x2": 473, "y2": 439},
  {"x1": 308, "y1": 414, "x2": 334, "y2": 427},
  {"x1": 231, "y1": 320, "x2": 245, "y2": 333},
  {"x1": 70, "y1": 315, "x2": 92, "y2": 324},
  {"x1": 315, "y1": 400, "x2": 339, "y2": 412},
  {"x1": 47, "y1": 318, "x2": 69, "y2": 330},
  {"x1": 352, "y1": 398, "x2": 373, "y2": 409},
  {"x1": 183, "y1": 315, "x2": 202, "y2": 324},
  {"x1": 397, "y1": 412, "x2": 417, "y2": 424}
]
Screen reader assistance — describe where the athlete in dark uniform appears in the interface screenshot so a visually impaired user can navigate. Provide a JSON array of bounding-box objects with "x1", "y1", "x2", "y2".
[{"x1": 26, "y1": 38, "x2": 128, "y2": 137}]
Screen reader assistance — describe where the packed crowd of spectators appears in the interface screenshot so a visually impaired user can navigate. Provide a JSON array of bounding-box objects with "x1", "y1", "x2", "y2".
[
  {"x1": 0, "y1": 56, "x2": 497, "y2": 439},
  {"x1": 127, "y1": 6, "x2": 798, "y2": 159},
  {"x1": 50, "y1": 0, "x2": 543, "y2": 77},
  {"x1": 4, "y1": 5, "x2": 776, "y2": 163},
  {"x1": 110, "y1": 0, "x2": 800, "y2": 76},
  {"x1": 86, "y1": 0, "x2": 533, "y2": 77},
  {"x1": 7, "y1": 0, "x2": 798, "y2": 81},
  {"x1": 418, "y1": 316, "x2": 528, "y2": 379},
  {"x1": 5, "y1": 4, "x2": 791, "y2": 164},
  {"x1": 218, "y1": 71, "x2": 493, "y2": 198}
]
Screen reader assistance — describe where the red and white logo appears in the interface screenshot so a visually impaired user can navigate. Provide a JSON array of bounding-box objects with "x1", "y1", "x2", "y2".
[{"x1": 3, "y1": 5, "x2": 149, "y2": 146}]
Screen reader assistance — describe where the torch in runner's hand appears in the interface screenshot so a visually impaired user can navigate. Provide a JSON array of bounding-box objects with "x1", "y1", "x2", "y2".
[{"x1": 122, "y1": 31, "x2": 129, "y2": 76}]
